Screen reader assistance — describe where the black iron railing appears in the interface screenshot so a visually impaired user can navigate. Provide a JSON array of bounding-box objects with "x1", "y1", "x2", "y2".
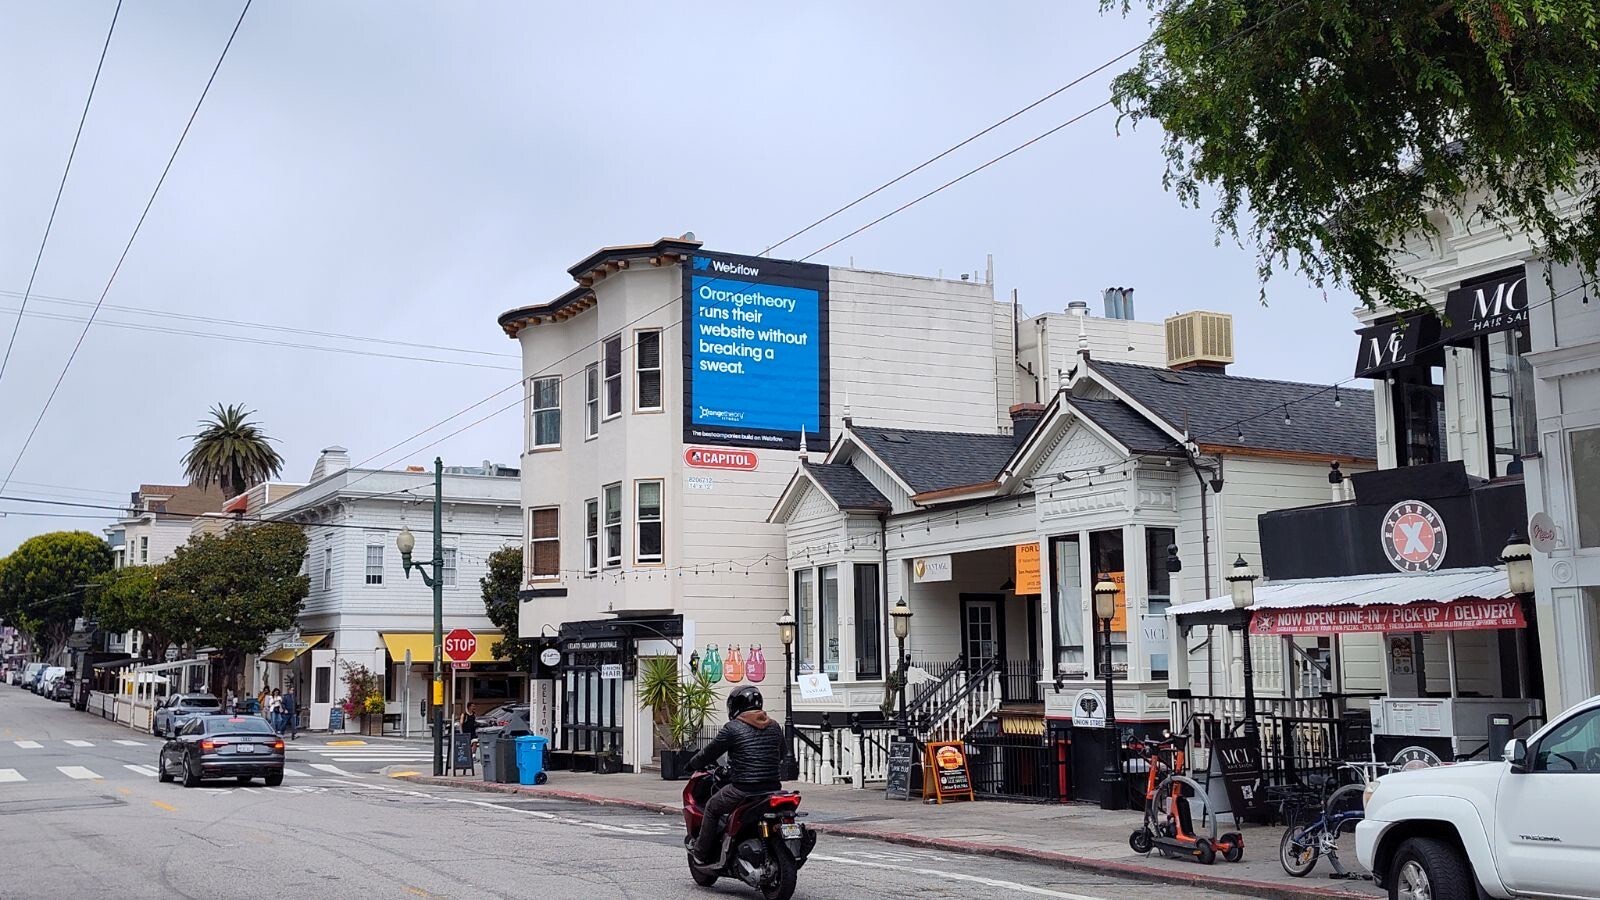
[
  {"x1": 965, "y1": 731, "x2": 1066, "y2": 802},
  {"x1": 1000, "y1": 659, "x2": 1043, "y2": 703}
]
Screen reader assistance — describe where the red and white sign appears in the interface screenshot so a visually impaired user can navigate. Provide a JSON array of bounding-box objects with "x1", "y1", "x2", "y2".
[
  {"x1": 684, "y1": 447, "x2": 758, "y2": 471},
  {"x1": 443, "y1": 628, "x2": 477, "y2": 662},
  {"x1": 1381, "y1": 500, "x2": 1448, "y2": 573},
  {"x1": 1250, "y1": 598, "x2": 1525, "y2": 636},
  {"x1": 451, "y1": 661, "x2": 472, "y2": 671}
]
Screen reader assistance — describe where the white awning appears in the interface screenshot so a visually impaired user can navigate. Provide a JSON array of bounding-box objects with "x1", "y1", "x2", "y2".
[{"x1": 1168, "y1": 566, "x2": 1513, "y2": 618}]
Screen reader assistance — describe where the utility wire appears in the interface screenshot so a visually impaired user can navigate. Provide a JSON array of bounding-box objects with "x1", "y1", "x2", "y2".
[
  {"x1": 0, "y1": 0, "x2": 124, "y2": 388},
  {"x1": 1, "y1": 0, "x2": 253, "y2": 500}
]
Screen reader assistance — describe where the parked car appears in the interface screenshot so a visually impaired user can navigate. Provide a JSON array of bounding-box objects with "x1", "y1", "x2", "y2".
[
  {"x1": 1356, "y1": 693, "x2": 1600, "y2": 899},
  {"x1": 22, "y1": 663, "x2": 46, "y2": 692},
  {"x1": 475, "y1": 703, "x2": 531, "y2": 730},
  {"x1": 158, "y1": 714, "x2": 285, "y2": 787},
  {"x1": 47, "y1": 671, "x2": 75, "y2": 702},
  {"x1": 152, "y1": 693, "x2": 223, "y2": 737},
  {"x1": 36, "y1": 666, "x2": 65, "y2": 696}
]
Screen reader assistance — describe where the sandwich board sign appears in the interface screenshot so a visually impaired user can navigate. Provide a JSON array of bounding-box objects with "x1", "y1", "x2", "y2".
[{"x1": 925, "y1": 740, "x2": 974, "y2": 804}]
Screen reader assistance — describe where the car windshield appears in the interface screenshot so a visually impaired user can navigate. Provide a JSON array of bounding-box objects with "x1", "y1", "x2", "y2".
[
  {"x1": 204, "y1": 717, "x2": 276, "y2": 734},
  {"x1": 181, "y1": 696, "x2": 221, "y2": 708}
]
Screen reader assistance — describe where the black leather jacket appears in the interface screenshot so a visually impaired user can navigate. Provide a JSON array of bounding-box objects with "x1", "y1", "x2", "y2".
[{"x1": 688, "y1": 710, "x2": 784, "y2": 789}]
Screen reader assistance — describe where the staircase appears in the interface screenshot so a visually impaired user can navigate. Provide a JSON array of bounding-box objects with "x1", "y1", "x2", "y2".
[{"x1": 906, "y1": 656, "x2": 1002, "y2": 744}]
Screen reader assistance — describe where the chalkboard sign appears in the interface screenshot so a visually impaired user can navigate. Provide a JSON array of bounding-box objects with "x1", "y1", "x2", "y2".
[
  {"x1": 885, "y1": 737, "x2": 917, "y2": 800},
  {"x1": 452, "y1": 731, "x2": 474, "y2": 773},
  {"x1": 925, "y1": 740, "x2": 974, "y2": 804},
  {"x1": 1211, "y1": 736, "x2": 1265, "y2": 818},
  {"x1": 328, "y1": 708, "x2": 345, "y2": 731}
]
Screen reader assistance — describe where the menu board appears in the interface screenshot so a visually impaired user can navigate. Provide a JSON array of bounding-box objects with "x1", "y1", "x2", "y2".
[
  {"x1": 885, "y1": 737, "x2": 917, "y2": 801},
  {"x1": 925, "y1": 741, "x2": 975, "y2": 804},
  {"x1": 452, "y1": 731, "x2": 475, "y2": 772}
]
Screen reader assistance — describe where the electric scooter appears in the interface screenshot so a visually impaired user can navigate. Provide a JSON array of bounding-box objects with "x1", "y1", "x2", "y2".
[
  {"x1": 682, "y1": 765, "x2": 816, "y2": 900},
  {"x1": 1127, "y1": 732, "x2": 1244, "y2": 865}
]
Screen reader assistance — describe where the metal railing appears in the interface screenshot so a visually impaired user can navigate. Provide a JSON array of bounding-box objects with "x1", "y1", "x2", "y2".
[
  {"x1": 964, "y1": 731, "x2": 1066, "y2": 802},
  {"x1": 1177, "y1": 692, "x2": 1383, "y2": 787},
  {"x1": 1000, "y1": 659, "x2": 1043, "y2": 703},
  {"x1": 918, "y1": 656, "x2": 1001, "y2": 745}
]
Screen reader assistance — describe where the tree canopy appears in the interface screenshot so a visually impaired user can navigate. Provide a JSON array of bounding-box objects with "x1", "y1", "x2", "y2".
[
  {"x1": 1104, "y1": 1, "x2": 1600, "y2": 310},
  {"x1": 481, "y1": 546, "x2": 535, "y2": 670},
  {"x1": 0, "y1": 531, "x2": 112, "y2": 658},
  {"x1": 181, "y1": 403, "x2": 285, "y2": 498}
]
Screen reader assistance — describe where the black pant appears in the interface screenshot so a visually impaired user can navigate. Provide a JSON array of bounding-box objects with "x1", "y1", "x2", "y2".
[{"x1": 694, "y1": 784, "x2": 755, "y2": 863}]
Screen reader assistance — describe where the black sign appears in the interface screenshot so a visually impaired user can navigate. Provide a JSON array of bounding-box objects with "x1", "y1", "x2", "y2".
[
  {"x1": 452, "y1": 731, "x2": 474, "y2": 771},
  {"x1": 1353, "y1": 311, "x2": 1442, "y2": 378},
  {"x1": 885, "y1": 737, "x2": 916, "y2": 801},
  {"x1": 563, "y1": 639, "x2": 620, "y2": 652},
  {"x1": 1212, "y1": 737, "x2": 1265, "y2": 817},
  {"x1": 328, "y1": 708, "x2": 345, "y2": 731},
  {"x1": 1442, "y1": 267, "x2": 1529, "y2": 343}
]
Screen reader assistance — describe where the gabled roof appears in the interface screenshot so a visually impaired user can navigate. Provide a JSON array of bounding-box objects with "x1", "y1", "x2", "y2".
[
  {"x1": 1062, "y1": 397, "x2": 1178, "y2": 454},
  {"x1": 1083, "y1": 359, "x2": 1376, "y2": 461},
  {"x1": 849, "y1": 426, "x2": 1019, "y2": 495},
  {"x1": 801, "y1": 461, "x2": 890, "y2": 511}
]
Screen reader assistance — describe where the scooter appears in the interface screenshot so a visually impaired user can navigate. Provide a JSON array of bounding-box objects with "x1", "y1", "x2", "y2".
[
  {"x1": 682, "y1": 766, "x2": 816, "y2": 900},
  {"x1": 1127, "y1": 732, "x2": 1244, "y2": 865}
]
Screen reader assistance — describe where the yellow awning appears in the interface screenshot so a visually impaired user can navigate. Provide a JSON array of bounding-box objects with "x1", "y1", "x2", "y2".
[
  {"x1": 260, "y1": 632, "x2": 329, "y2": 664},
  {"x1": 381, "y1": 632, "x2": 503, "y2": 664}
]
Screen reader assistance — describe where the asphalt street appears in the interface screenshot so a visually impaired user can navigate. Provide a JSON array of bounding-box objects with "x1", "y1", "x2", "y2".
[{"x1": 3, "y1": 684, "x2": 1251, "y2": 900}]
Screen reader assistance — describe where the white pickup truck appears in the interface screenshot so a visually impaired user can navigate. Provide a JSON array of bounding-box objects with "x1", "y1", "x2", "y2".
[{"x1": 1356, "y1": 694, "x2": 1600, "y2": 899}]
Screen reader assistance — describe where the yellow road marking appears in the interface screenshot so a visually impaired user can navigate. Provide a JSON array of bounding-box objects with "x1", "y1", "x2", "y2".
[
  {"x1": 151, "y1": 801, "x2": 176, "y2": 812},
  {"x1": 389, "y1": 771, "x2": 420, "y2": 778},
  {"x1": 326, "y1": 740, "x2": 366, "y2": 746},
  {"x1": 404, "y1": 888, "x2": 430, "y2": 897}
]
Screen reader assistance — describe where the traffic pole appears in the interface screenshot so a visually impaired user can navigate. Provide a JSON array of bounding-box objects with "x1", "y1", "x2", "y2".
[{"x1": 432, "y1": 456, "x2": 444, "y2": 777}]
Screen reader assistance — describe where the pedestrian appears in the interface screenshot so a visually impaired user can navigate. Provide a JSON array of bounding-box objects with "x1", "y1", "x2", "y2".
[
  {"x1": 268, "y1": 688, "x2": 284, "y2": 733},
  {"x1": 257, "y1": 684, "x2": 270, "y2": 719},
  {"x1": 281, "y1": 685, "x2": 299, "y2": 740}
]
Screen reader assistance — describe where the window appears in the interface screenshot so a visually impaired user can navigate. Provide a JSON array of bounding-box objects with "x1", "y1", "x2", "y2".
[
  {"x1": 1051, "y1": 535, "x2": 1084, "y2": 675},
  {"x1": 635, "y1": 480, "x2": 663, "y2": 564},
  {"x1": 584, "y1": 498, "x2": 599, "y2": 573},
  {"x1": 794, "y1": 569, "x2": 816, "y2": 676},
  {"x1": 139, "y1": 536, "x2": 149, "y2": 564},
  {"x1": 529, "y1": 376, "x2": 560, "y2": 449},
  {"x1": 1532, "y1": 707, "x2": 1600, "y2": 772},
  {"x1": 602, "y1": 484, "x2": 622, "y2": 567},
  {"x1": 1145, "y1": 527, "x2": 1176, "y2": 680},
  {"x1": 365, "y1": 544, "x2": 384, "y2": 585},
  {"x1": 584, "y1": 363, "x2": 600, "y2": 438},
  {"x1": 818, "y1": 566, "x2": 840, "y2": 678},
  {"x1": 1090, "y1": 529, "x2": 1127, "y2": 679},
  {"x1": 636, "y1": 329, "x2": 662, "y2": 411},
  {"x1": 1390, "y1": 363, "x2": 1447, "y2": 467},
  {"x1": 854, "y1": 564, "x2": 882, "y2": 679},
  {"x1": 1573, "y1": 428, "x2": 1600, "y2": 548},
  {"x1": 602, "y1": 334, "x2": 622, "y2": 419},
  {"x1": 528, "y1": 508, "x2": 559, "y2": 580},
  {"x1": 1481, "y1": 329, "x2": 1538, "y2": 476},
  {"x1": 322, "y1": 547, "x2": 332, "y2": 591},
  {"x1": 442, "y1": 548, "x2": 457, "y2": 588}
]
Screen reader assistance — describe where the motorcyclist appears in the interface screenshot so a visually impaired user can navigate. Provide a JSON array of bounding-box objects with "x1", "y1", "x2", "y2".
[{"x1": 687, "y1": 684, "x2": 784, "y2": 866}]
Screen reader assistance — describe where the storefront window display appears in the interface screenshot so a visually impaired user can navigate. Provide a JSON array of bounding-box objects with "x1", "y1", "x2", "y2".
[
  {"x1": 1571, "y1": 428, "x2": 1600, "y2": 548},
  {"x1": 1051, "y1": 535, "x2": 1084, "y2": 676}
]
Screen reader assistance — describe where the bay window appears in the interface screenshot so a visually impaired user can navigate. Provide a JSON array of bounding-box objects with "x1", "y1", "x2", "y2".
[
  {"x1": 530, "y1": 376, "x2": 560, "y2": 450},
  {"x1": 1144, "y1": 527, "x2": 1175, "y2": 679},
  {"x1": 1090, "y1": 529, "x2": 1127, "y2": 679},
  {"x1": 636, "y1": 329, "x2": 662, "y2": 411},
  {"x1": 584, "y1": 363, "x2": 600, "y2": 439},
  {"x1": 603, "y1": 335, "x2": 622, "y2": 420},
  {"x1": 819, "y1": 565, "x2": 839, "y2": 678},
  {"x1": 528, "y1": 507, "x2": 559, "y2": 580},
  {"x1": 584, "y1": 498, "x2": 599, "y2": 573}
]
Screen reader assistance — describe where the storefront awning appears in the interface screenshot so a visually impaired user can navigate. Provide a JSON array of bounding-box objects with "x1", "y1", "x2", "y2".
[
  {"x1": 381, "y1": 632, "x2": 503, "y2": 664},
  {"x1": 1168, "y1": 566, "x2": 1520, "y2": 633},
  {"x1": 260, "y1": 632, "x2": 329, "y2": 664}
]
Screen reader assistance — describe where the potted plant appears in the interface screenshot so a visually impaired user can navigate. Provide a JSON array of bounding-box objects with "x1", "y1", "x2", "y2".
[
  {"x1": 363, "y1": 693, "x2": 386, "y2": 735},
  {"x1": 638, "y1": 656, "x2": 682, "y2": 778},
  {"x1": 663, "y1": 670, "x2": 718, "y2": 780}
]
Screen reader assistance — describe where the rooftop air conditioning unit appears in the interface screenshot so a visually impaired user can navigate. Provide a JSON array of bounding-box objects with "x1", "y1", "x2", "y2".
[{"x1": 1165, "y1": 311, "x2": 1235, "y2": 371}]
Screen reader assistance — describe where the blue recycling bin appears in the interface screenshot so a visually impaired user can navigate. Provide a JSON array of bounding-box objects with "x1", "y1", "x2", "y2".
[{"x1": 514, "y1": 735, "x2": 549, "y2": 785}]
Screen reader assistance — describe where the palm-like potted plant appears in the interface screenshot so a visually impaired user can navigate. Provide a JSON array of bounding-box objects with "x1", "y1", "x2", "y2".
[{"x1": 640, "y1": 656, "x2": 718, "y2": 780}]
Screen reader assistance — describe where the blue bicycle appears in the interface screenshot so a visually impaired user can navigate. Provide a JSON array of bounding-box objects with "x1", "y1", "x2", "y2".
[{"x1": 1278, "y1": 763, "x2": 1387, "y2": 879}]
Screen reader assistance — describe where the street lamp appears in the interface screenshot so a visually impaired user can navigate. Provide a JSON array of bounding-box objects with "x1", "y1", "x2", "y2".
[
  {"x1": 1093, "y1": 574, "x2": 1122, "y2": 810},
  {"x1": 397, "y1": 457, "x2": 446, "y2": 777},
  {"x1": 776, "y1": 611, "x2": 799, "y2": 780},
  {"x1": 1227, "y1": 554, "x2": 1261, "y2": 748},
  {"x1": 1501, "y1": 531, "x2": 1535, "y2": 596},
  {"x1": 889, "y1": 598, "x2": 913, "y2": 737}
]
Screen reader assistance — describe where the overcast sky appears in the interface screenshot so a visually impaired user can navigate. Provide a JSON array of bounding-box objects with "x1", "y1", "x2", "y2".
[{"x1": 0, "y1": 2, "x2": 1361, "y2": 555}]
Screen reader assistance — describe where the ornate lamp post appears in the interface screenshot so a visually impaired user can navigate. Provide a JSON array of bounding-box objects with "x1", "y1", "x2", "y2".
[
  {"x1": 1227, "y1": 555, "x2": 1261, "y2": 748},
  {"x1": 1093, "y1": 574, "x2": 1122, "y2": 810},
  {"x1": 889, "y1": 598, "x2": 913, "y2": 736},
  {"x1": 396, "y1": 457, "x2": 445, "y2": 777},
  {"x1": 1501, "y1": 531, "x2": 1535, "y2": 596},
  {"x1": 776, "y1": 611, "x2": 799, "y2": 780}
]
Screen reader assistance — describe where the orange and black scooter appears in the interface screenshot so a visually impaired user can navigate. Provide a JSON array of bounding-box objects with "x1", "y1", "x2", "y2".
[{"x1": 1127, "y1": 732, "x2": 1244, "y2": 865}]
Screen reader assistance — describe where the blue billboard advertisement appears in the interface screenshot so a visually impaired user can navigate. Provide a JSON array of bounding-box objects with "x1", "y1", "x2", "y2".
[{"x1": 682, "y1": 251, "x2": 829, "y2": 450}]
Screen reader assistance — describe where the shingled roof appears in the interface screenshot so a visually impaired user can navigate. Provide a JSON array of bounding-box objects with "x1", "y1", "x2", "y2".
[
  {"x1": 799, "y1": 461, "x2": 890, "y2": 511},
  {"x1": 1063, "y1": 397, "x2": 1180, "y2": 454},
  {"x1": 1086, "y1": 359, "x2": 1376, "y2": 461},
  {"x1": 850, "y1": 426, "x2": 1019, "y2": 494}
]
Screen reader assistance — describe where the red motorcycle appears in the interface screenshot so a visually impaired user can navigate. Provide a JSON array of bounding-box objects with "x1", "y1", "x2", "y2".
[{"x1": 682, "y1": 766, "x2": 816, "y2": 900}]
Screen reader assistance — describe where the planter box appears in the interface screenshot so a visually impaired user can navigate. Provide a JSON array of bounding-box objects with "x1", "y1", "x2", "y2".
[
  {"x1": 596, "y1": 754, "x2": 623, "y2": 775},
  {"x1": 659, "y1": 748, "x2": 697, "y2": 781}
]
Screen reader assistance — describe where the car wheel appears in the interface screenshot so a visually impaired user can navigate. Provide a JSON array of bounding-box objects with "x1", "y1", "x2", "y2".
[
  {"x1": 157, "y1": 755, "x2": 174, "y2": 784},
  {"x1": 181, "y1": 759, "x2": 200, "y2": 788},
  {"x1": 264, "y1": 771, "x2": 283, "y2": 787},
  {"x1": 1390, "y1": 837, "x2": 1472, "y2": 900}
]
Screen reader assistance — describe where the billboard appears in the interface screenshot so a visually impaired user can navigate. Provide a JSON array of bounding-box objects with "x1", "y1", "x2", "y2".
[{"x1": 682, "y1": 250, "x2": 829, "y2": 450}]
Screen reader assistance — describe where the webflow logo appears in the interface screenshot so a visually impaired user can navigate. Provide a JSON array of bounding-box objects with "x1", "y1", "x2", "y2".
[{"x1": 692, "y1": 256, "x2": 711, "y2": 271}]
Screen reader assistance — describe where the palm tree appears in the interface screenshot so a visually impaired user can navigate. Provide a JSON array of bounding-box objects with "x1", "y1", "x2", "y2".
[{"x1": 181, "y1": 403, "x2": 285, "y2": 498}]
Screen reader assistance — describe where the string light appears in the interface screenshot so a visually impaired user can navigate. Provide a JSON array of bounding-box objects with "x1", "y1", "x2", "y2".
[
  {"x1": 1333, "y1": 387, "x2": 1342, "y2": 409},
  {"x1": 1283, "y1": 405, "x2": 1292, "y2": 427}
]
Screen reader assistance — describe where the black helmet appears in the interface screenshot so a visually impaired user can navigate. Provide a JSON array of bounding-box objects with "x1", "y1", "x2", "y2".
[{"x1": 726, "y1": 685, "x2": 763, "y2": 719}]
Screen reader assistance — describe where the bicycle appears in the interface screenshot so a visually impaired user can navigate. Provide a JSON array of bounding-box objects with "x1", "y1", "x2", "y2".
[{"x1": 1278, "y1": 762, "x2": 1389, "y2": 879}]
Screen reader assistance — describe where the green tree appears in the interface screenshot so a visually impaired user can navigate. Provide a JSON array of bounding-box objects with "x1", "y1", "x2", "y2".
[
  {"x1": 480, "y1": 545, "x2": 535, "y2": 670},
  {"x1": 1104, "y1": 1, "x2": 1600, "y2": 310},
  {"x1": 181, "y1": 403, "x2": 285, "y2": 498},
  {"x1": 0, "y1": 531, "x2": 112, "y2": 659}
]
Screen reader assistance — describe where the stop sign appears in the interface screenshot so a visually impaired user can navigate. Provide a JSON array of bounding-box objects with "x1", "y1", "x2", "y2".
[{"x1": 443, "y1": 628, "x2": 477, "y2": 662}]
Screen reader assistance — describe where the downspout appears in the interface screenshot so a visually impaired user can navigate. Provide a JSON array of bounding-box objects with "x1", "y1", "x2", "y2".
[{"x1": 1185, "y1": 456, "x2": 1213, "y2": 599}]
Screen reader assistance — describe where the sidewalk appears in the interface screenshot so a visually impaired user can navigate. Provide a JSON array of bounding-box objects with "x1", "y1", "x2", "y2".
[{"x1": 395, "y1": 771, "x2": 1383, "y2": 900}]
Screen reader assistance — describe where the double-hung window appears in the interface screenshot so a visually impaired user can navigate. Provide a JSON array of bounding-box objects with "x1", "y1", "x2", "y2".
[
  {"x1": 635, "y1": 480, "x2": 663, "y2": 564},
  {"x1": 854, "y1": 564, "x2": 882, "y2": 679},
  {"x1": 819, "y1": 565, "x2": 840, "y2": 678},
  {"x1": 584, "y1": 363, "x2": 600, "y2": 439},
  {"x1": 322, "y1": 547, "x2": 332, "y2": 591},
  {"x1": 584, "y1": 498, "x2": 599, "y2": 573},
  {"x1": 636, "y1": 330, "x2": 662, "y2": 411},
  {"x1": 1144, "y1": 527, "x2": 1175, "y2": 680},
  {"x1": 442, "y1": 548, "x2": 458, "y2": 588},
  {"x1": 139, "y1": 536, "x2": 149, "y2": 564},
  {"x1": 365, "y1": 544, "x2": 384, "y2": 585},
  {"x1": 602, "y1": 335, "x2": 622, "y2": 420},
  {"x1": 530, "y1": 376, "x2": 560, "y2": 450},
  {"x1": 602, "y1": 484, "x2": 622, "y2": 567},
  {"x1": 794, "y1": 570, "x2": 816, "y2": 676},
  {"x1": 528, "y1": 508, "x2": 559, "y2": 580}
]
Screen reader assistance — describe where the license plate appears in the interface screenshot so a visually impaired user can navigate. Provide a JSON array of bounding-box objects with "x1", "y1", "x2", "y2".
[
  {"x1": 779, "y1": 823, "x2": 802, "y2": 840},
  {"x1": 237, "y1": 744, "x2": 255, "y2": 754}
]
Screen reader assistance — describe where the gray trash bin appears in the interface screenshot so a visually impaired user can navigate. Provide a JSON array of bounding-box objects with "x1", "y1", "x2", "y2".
[{"x1": 479, "y1": 726, "x2": 531, "y2": 784}]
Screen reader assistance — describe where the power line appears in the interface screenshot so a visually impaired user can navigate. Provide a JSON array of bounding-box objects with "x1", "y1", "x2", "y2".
[
  {"x1": 0, "y1": 0, "x2": 124, "y2": 388},
  {"x1": 0, "y1": 494, "x2": 519, "y2": 538},
  {"x1": 1, "y1": 0, "x2": 253, "y2": 499}
]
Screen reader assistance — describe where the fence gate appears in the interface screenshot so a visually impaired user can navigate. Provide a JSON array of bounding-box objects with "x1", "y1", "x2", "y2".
[{"x1": 964, "y1": 732, "x2": 1065, "y2": 802}]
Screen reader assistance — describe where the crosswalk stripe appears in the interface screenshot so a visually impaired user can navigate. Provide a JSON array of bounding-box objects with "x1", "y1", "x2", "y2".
[
  {"x1": 0, "y1": 769, "x2": 24, "y2": 783},
  {"x1": 124, "y1": 765, "x2": 159, "y2": 777},
  {"x1": 325, "y1": 756, "x2": 428, "y2": 762},
  {"x1": 58, "y1": 766, "x2": 101, "y2": 780},
  {"x1": 114, "y1": 740, "x2": 146, "y2": 747},
  {"x1": 282, "y1": 767, "x2": 310, "y2": 777},
  {"x1": 310, "y1": 763, "x2": 350, "y2": 776},
  {"x1": 64, "y1": 740, "x2": 93, "y2": 748},
  {"x1": 13, "y1": 741, "x2": 41, "y2": 749}
]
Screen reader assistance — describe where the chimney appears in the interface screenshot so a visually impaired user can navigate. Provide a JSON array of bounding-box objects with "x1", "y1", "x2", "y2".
[
  {"x1": 1102, "y1": 287, "x2": 1136, "y2": 320},
  {"x1": 1009, "y1": 403, "x2": 1047, "y2": 445},
  {"x1": 309, "y1": 445, "x2": 351, "y2": 482},
  {"x1": 1165, "y1": 311, "x2": 1234, "y2": 373}
]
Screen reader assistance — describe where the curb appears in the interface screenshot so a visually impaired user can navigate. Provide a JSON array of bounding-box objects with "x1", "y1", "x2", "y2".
[{"x1": 394, "y1": 775, "x2": 1373, "y2": 900}]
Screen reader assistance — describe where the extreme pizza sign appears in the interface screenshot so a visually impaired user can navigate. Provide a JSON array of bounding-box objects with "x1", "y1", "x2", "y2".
[{"x1": 1250, "y1": 599, "x2": 1525, "y2": 636}]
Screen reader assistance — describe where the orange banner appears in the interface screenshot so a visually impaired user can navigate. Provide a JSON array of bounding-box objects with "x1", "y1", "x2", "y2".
[{"x1": 1014, "y1": 543, "x2": 1041, "y2": 595}]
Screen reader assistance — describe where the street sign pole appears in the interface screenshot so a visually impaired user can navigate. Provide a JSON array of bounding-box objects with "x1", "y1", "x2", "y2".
[
  {"x1": 402, "y1": 649, "x2": 413, "y2": 739},
  {"x1": 432, "y1": 457, "x2": 444, "y2": 778}
]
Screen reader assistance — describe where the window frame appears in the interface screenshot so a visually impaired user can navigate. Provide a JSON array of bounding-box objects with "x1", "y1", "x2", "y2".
[
  {"x1": 1572, "y1": 426, "x2": 1600, "y2": 550},
  {"x1": 853, "y1": 563, "x2": 882, "y2": 680},
  {"x1": 634, "y1": 328, "x2": 663, "y2": 412},
  {"x1": 1477, "y1": 329, "x2": 1537, "y2": 477},
  {"x1": 818, "y1": 565, "x2": 840, "y2": 679},
  {"x1": 794, "y1": 569, "x2": 816, "y2": 677},
  {"x1": 584, "y1": 363, "x2": 600, "y2": 440},
  {"x1": 1530, "y1": 706, "x2": 1600, "y2": 773},
  {"x1": 602, "y1": 483, "x2": 623, "y2": 568},
  {"x1": 634, "y1": 479, "x2": 664, "y2": 565},
  {"x1": 584, "y1": 498, "x2": 600, "y2": 574},
  {"x1": 322, "y1": 547, "x2": 332, "y2": 591},
  {"x1": 365, "y1": 544, "x2": 384, "y2": 586},
  {"x1": 602, "y1": 335, "x2": 623, "y2": 421},
  {"x1": 442, "y1": 547, "x2": 458, "y2": 588},
  {"x1": 527, "y1": 507, "x2": 559, "y2": 582},
  {"x1": 529, "y1": 375, "x2": 561, "y2": 451}
]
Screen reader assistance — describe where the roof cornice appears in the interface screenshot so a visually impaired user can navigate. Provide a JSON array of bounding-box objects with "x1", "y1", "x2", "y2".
[{"x1": 496, "y1": 236, "x2": 704, "y2": 339}]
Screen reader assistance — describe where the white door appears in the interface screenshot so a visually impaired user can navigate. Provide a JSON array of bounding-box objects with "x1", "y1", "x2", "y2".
[
  {"x1": 964, "y1": 600, "x2": 999, "y2": 668},
  {"x1": 308, "y1": 649, "x2": 334, "y2": 731},
  {"x1": 1496, "y1": 705, "x2": 1600, "y2": 896}
]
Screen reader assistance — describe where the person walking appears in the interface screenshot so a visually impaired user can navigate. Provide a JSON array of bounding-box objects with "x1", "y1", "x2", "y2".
[
  {"x1": 268, "y1": 688, "x2": 284, "y2": 733},
  {"x1": 281, "y1": 685, "x2": 299, "y2": 739},
  {"x1": 257, "y1": 684, "x2": 271, "y2": 718}
]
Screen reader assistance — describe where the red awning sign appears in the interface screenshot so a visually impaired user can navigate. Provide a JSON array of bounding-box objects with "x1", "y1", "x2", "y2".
[
  {"x1": 684, "y1": 447, "x2": 758, "y2": 470},
  {"x1": 1250, "y1": 598, "x2": 1525, "y2": 636}
]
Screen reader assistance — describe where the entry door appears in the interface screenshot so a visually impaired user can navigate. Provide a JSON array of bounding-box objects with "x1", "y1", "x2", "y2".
[
  {"x1": 308, "y1": 649, "x2": 334, "y2": 731},
  {"x1": 964, "y1": 600, "x2": 1000, "y2": 669}
]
